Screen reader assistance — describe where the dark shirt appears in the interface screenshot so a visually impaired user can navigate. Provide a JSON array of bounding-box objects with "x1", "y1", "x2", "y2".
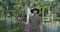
[{"x1": 29, "y1": 16, "x2": 42, "y2": 32}]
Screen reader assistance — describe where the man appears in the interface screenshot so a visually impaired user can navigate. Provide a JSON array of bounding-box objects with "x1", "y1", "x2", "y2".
[
  {"x1": 6, "y1": 16, "x2": 12, "y2": 32},
  {"x1": 29, "y1": 8, "x2": 43, "y2": 32}
]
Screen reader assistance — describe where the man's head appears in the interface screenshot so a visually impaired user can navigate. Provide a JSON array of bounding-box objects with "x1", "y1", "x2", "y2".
[
  {"x1": 7, "y1": 16, "x2": 10, "y2": 18},
  {"x1": 31, "y1": 8, "x2": 39, "y2": 15}
]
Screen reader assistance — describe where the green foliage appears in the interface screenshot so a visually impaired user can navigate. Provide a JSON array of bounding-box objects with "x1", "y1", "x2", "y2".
[{"x1": 0, "y1": 0, "x2": 59, "y2": 17}]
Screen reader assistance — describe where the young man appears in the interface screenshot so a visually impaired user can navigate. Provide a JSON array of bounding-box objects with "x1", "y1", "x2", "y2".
[
  {"x1": 29, "y1": 8, "x2": 43, "y2": 32},
  {"x1": 6, "y1": 16, "x2": 12, "y2": 32}
]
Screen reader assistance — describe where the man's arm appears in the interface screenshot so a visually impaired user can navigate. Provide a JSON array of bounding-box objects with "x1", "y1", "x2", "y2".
[{"x1": 40, "y1": 22, "x2": 44, "y2": 32}]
